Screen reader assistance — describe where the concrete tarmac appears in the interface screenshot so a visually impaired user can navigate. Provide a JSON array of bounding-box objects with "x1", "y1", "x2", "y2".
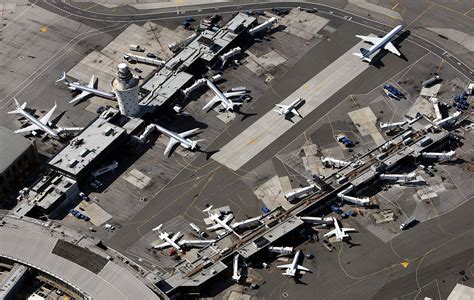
[
  {"x1": 213, "y1": 38, "x2": 370, "y2": 171},
  {"x1": 107, "y1": 22, "x2": 427, "y2": 254}
]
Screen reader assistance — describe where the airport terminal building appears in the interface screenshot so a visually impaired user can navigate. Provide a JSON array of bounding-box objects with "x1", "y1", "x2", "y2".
[{"x1": 0, "y1": 126, "x2": 39, "y2": 199}]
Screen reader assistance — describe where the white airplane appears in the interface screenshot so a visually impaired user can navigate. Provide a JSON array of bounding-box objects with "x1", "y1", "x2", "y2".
[
  {"x1": 56, "y1": 72, "x2": 116, "y2": 104},
  {"x1": 323, "y1": 217, "x2": 356, "y2": 241},
  {"x1": 353, "y1": 25, "x2": 403, "y2": 63},
  {"x1": 203, "y1": 206, "x2": 262, "y2": 234},
  {"x1": 154, "y1": 124, "x2": 203, "y2": 156},
  {"x1": 203, "y1": 206, "x2": 236, "y2": 233},
  {"x1": 8, "y1": 99, "x2": 82, "y2": 139},
  {"x1": 231, "y1": 216, "x2": 262, "y2": 230},
  {"x1": 274, "y1": 97, "x2": 304, "y2": 118},
  {"x1": 277, "y1": 250, "x2": 310, "y2": 277},
  {"x1": 202, "y1": 79, "x2": 248, "y2": 112},
  {"x1": 152, "y1": 224, "x2": 214, "y2": 252}
]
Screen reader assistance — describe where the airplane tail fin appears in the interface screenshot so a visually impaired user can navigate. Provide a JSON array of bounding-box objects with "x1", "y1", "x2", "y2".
[
  {"x1": 190, "y1": 139, "x2": 204, "y2": 150},
  {"x1": 229, "y1": 100, "x2": 236, "y2": 111},
  {"x1": 352, "y1": 48, "x2": 371, "y2": 62},
  {"x1": 152, "y1": 224, "x2": 163, "y2": 232},
  {"x1": 202, "y1": 205, "x2": 213, "y2": 214},
  {"x1": 8, "y1": 98, "x2": 25, "y2": 114},
  {"x1": 56, "y1": 72, "x2": 68, "y2": 83},
  {"x1": 360, "y1": 48, "x2": 370, "y2": 56}
]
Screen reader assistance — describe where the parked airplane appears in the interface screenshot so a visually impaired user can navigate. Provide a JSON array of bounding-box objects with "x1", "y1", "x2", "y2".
[
  {"x1": 202, "y1": 79, "x2": 248, "y2": 112},
  {"x1": 56, "y1": 72, "x2": 116, "y2": 104},
  {"x1": 277, "y1": 250, "x2": 310, "y2": 277},
  {"x1": 152, "y1": 224, "x2": 214, "y2": 252},
  {"x1": 274, "y1": 97, "x2": 304, "y2": 118},
  {"x1": 8, "y1": 99, "x2": 82, "y2": 139},
  {"x1": 203, "y1": 206, "x2": 236, "y2": 233},
  {"x1": 153, "y1": 124, "x2": 203, "y2": 156},
  {"x1": 323, "y1": 217, "x2": 356, "y2": 241},
  {"x1": 203, "y1": 206, "x2": 262, "y2": 235},
  {"x1": 353, "y1": 25, "x2": 403, "y2": 63}
]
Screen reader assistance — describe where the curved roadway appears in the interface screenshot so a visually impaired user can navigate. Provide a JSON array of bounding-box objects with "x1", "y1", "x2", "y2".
[{"x1": 40, "y1": 0, "x2": 473, "y2": 80}]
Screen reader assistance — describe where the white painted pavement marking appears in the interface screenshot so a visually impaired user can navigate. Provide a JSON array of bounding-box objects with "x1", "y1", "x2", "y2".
[{"x1": 213, "y1": 40, "x2": 371, "y2": 171}]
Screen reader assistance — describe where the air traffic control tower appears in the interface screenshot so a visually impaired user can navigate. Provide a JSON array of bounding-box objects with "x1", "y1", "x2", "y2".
[{"x1": 112, "y1": 63, "x2": 140, "y2": 117}]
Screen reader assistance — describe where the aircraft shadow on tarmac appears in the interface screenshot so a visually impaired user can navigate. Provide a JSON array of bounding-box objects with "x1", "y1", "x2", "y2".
[
  {"x1": 235, "y1": 105, "x2": 258, "y2": 121},
  {"x1": 197, "y1": 149, "x2": 220, "y2": 160},
  {"x1": 266, "y1": 24, "x2": 287, "y2": 36},
  {"x1": 344, "y1": 239, "x2": 362, "y2": 248},
  {"x1": 292, "y1": 274, "x2": 309, "y2": 285}
]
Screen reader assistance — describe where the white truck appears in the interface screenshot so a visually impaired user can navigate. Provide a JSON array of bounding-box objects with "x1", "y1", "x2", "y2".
[{"x1": 129, "y1": 44, "x2": 144, "y2": 52}]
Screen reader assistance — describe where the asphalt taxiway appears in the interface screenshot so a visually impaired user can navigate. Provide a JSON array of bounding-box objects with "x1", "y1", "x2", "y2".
[
  {"x1": 14, "y1": 1, "x2": 474, "y2": 299},
  {"x1": 39, "y1": 0, "x2": 472, "y2": 78},
  {"x1": 106, "y1": 20, "x2": 426, "y2": 255}
]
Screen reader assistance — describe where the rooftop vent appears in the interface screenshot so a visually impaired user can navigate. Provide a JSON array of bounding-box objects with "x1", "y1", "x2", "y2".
[
  {"x1": 68, "y1": 159, "x2": 79, "y2": 168},
  {"x1": 80, "y1": 148, "x2": 90, "y2": 157},
  {"x1": 103, "y1": 127, "x2": 115, "y2": 136}
]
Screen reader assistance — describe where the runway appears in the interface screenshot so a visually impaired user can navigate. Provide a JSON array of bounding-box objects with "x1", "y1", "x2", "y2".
[
  {"x1": 106, "y1": 21, "x2": 427, "y2": 252},
  {"x1": 213, "y1": 38, "x2": 370, "y2": 171},
  {"x1": 26, "y1": 1, "x2": 474, "y2": 298}
]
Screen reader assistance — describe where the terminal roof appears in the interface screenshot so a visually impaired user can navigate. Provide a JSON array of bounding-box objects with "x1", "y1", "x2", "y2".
[{"x1": 0, "y1": 126, "x2": 32, "y2": 174}]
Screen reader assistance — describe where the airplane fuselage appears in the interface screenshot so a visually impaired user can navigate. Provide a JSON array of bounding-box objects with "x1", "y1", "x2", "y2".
[
  {"x1": 154, "y1": 124, "x2": 195, "y2": 149},
  {"x1": 206, "y1": 79, "x2": 234, "y2": 110},
  {"x1": 232, "y1": 216, "x2": 261, "y2": 229},
  {"x1": 211, "y1": 214, "x2": 235, "y2": 233},
  {"x1": 286, "y1": 250, "x2": 302, "y2": 276},
  {"x1": 160, "y1": 232, "x2": 182, "y2": 252},
  {"x1": 364, "y1": 25, "x2": 403, "y2": 59},
  {"x1": 68, "y1": 83, "x2": 116, "y2": 99},
  {"x1": 18, "y1": 107, "x2": 59, "y2": 139},
  {"x1": 284, "y1": 98, "x2": 303, "y2": 114},
  {"x1": 333, "y1": 217, "x2": 349, "y2": 240}
]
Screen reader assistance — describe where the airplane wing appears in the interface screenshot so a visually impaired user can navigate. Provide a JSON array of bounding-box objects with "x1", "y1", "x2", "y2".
[
  {"x1": 164, "y1": 137, "x2": 180, "y2": 156},
  {"x1": 87, "y1": 75, "x2": 98, "y2": 88},
  {"x1": 291, "y1": 108, "x2": 301, "y2": 117},
  {"x1": 39, "y1": 103, "x2": 57, "y2": 125},
  {"x1": 297, "y1": 265, "x2": 310, "y2": 272},
  {"x1": 203, "y1": 96, "x2": 220, "y2": 111},
  {"x1": 171, "y1": 232, "x2": 182, "y2": 242},
  {"x1": 275, "y1": 104, "x2": 285, "y2": 108},
  {"x1": 153, "y1": 242, "x2": 170, "y2": 249},
  {"x1": 355, "y1": 35, "x2": 381, "y2": 44},
  {"x1": 222, "y1": 214, "x2": 233, "y2": 224},
  {"x1": 178, "y1": 128, "x2": 199, "y2": 138},
  {"x1": 323, "y1": 229, "x2": 337, "y2": 237},
  {"x1": 207, "y1": 223, "x2": 223, "y2": 231},
  {"x1": 342, "y1": 228, "x2": 356, "y2": 233},
  {"x1": 383, "y1": 42, "x2": 401, "y2": 56},
  {"x1": 70, "y1": 91, "x2": 92, "y2": 104},
  {"x1": 15, "y1": 124, "x2": 41, "y2": 134},
  {"x1": 276, "y1": 264, "x2": 292, "y2": 269}
]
